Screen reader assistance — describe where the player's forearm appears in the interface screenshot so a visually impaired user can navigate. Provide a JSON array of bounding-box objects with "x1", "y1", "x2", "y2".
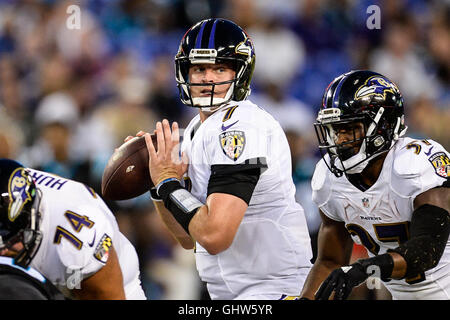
[
  {"x1": 153, "y1": 200, "x2": 194, "y2": 249},
  {"x1": 188, "y1": 194, "x2": 246, "y2": 255},
  {"x1": 388, "y1": 203, "x2": 450, "y2": 279},
  {"x1": 387, "y1": 252, "x2": 407, "y2": 279},
  {"x1": 301, "y1": 259, "x2": 343, "y2": 299},
  {"x1": 188, "y1": 204, "x2": 232, "y2": 255},
  {"x1": 154, "y1": 195, "x2": 225, "y2": 254},
  {"x1": 155, "y1": 181, "x2": 246, "y2": 255}
]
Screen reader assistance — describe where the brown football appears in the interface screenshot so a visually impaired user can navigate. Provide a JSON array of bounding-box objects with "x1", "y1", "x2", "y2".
[{"x1": 101, "y1": 135, "x2": 156, "y2": 201}]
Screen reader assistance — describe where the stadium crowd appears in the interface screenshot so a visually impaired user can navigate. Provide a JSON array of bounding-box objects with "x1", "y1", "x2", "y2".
[{"x1": 0, "y1": 0, "x2": 448, "y2": 299}]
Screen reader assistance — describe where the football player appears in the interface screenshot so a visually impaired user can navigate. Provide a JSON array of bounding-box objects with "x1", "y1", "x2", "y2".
[
  {"x1": 0, "y1": 159, "x2": 146, "y2": 300},
  {"x1": 129, "y1": 18, "x2": 313, "y2": 299},
  {"x1": 0, "y1": 256, "x2": 65, "y2": 300},
  {"x1": 300, "y1": 70, "x2": 450, "y2": 300}
]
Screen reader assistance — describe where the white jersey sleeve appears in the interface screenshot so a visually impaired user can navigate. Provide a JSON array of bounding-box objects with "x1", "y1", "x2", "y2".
[
  {"x1": 311, "y1": 157, "x2": 343, "y2": 221},
  {"x1": 391, "y1": 138, "x2": 449, "y2": 199},
  {"x1": 54, "y1": 202, "x2": 115, "y2": 279}
]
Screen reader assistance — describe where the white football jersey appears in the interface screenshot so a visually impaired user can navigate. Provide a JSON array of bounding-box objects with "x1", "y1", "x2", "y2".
[
  {"x1": 181, "y1": 99, "x2": 313, "y2": 299},
  {"x1": 27, "y1": 169, "x2": 146, "y2": 300},
  {"x1": 311, "y1": 137, "x2": 450, "y2": 299}
]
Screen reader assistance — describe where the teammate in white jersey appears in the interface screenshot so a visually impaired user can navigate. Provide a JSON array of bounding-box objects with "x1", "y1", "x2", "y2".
[
  {"x1": 0, "y1": 159, "x2": 146, "y2": 299},
  {"x1": 128, "y1": 18, "x2": 312, "y2": 299},
  {"x1": 300, "y1": 70, "x2": 450, "y2": 300}
]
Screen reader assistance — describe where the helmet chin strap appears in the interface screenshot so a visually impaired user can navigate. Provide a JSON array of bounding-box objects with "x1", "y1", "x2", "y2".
[
  {"x1": 335, "y1": 140, "x2": 372, "y2": 174},
  {"x1": 192, "y1": 97, "x2": 227, "y2": 111}
]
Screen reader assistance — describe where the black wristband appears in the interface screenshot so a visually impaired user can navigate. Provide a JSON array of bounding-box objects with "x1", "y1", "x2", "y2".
[
  {"x1": 354, "y1": 253, "x2": 394, "y2": 282},
  {"x1": 157, "y1": 180, "x2": 203, "y2": 235},
  {"x1": 157, "y1": 180, "x2": 184, "y2": 205}
]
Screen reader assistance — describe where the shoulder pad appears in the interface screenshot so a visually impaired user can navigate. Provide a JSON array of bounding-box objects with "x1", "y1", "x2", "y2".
[
  {"x1": 393, "y1": 138, "x2": 447, "y2": 176},
  {"x1": 392, "y1": 139, "x2": 424, "y2": 178},
  {"x1": 55, "y1": 204, "x2": 114, "y2": 275},
  {"x1": 391, "y1": 138, "x2": 449, "y2": 197},
  {"x1": 311, "y1": 159, "x2": 332, "y2": 207}
]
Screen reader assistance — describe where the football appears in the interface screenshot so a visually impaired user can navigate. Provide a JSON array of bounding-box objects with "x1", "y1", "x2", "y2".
[{"x1": 101, "y1": 135, "x2": 156, "y2": 201}]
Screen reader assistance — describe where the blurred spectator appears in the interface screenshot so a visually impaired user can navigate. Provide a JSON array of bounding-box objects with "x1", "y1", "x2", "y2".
[
  {"x1": 248, "y1": 17, "x2": 306, "y2": 88},
  {"x1": 18, "y1": 91, "x2": 99, "y2": 188},
  {"x1": 218, "y1": 0, "x2": 257, "y2": 29},
  {"x1": 47, "y1": 1, "x2": 110, "y2": 64},
  {"x1": 369, "y1": 15, "x2": 438, "y2": 102},
  {"x1": 251, "y1": 82, "x2": 321, "y2": 258},
  {"x1": 0, "y1": 106, "x2": 25, "y2": 158},
  {"x1": 94, "y1": 75, "x2": 157, "y2": 147},
  {"x1": 407, "y1": 96, "x2": 450, "y2": 149},
  {"x1": 427, "y1": 5, "x2": 450, "y2": 109},
  {"x1": 0, "y1": 55, "x2": 26, "y2": 122},
  {"x1": 145, "y1": 54, "x2": 194, "y2": 127},
  {"x1": 144, "y1": 208, "x2": 202, "y2": 300},
  {"x1": 251, "y1": 82, "x2": 314, "y2": 138}
]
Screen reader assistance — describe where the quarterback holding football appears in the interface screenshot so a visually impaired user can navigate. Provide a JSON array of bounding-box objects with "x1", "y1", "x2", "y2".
[{"x1": 131, "y1": 18, "x2": 313, "y2": 300}]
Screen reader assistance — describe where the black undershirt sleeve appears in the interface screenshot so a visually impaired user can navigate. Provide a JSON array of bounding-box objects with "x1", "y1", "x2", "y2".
[
  {"x1": 388, "y1": 203, "x2": 450, "y2": 281},
  {"x1": 207, "y1": 157, "x2": 267, "y2": 205}
]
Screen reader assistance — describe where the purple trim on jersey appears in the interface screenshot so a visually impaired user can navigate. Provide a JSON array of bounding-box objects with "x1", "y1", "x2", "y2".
[
  {"x1": 208, "y1": 19, "x2": 219, "y2": 48},
  {"x1": 195, "y1": 20, "x2": 207, "y2": 49}
]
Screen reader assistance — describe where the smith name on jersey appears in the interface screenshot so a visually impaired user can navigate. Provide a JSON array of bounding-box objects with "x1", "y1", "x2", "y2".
[
  {"x1": 312, "y1": 137, "x2": 450, "y2": 299},
  {"x1": 181, "y1": 99, "x2": 313, "y2": 299},
  {"x1": 27, "y1": 168, "x2": 146, "y2": 299}
]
